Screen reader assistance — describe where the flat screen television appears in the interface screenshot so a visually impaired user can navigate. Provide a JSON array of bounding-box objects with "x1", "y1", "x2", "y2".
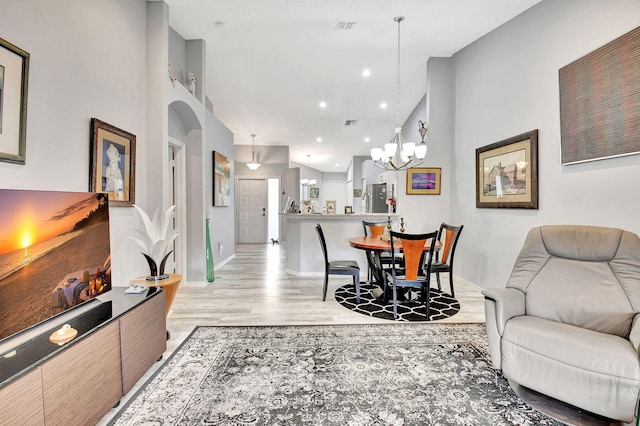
[{"x1": 0, "y1": 189, "x2": 111, "y2": 342}]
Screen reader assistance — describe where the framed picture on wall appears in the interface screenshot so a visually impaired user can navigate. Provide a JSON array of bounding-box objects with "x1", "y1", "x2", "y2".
[
  {"x1": 0, "y1": 37, "x2": 29, "y2": 164},
  {"x1": 213, "y1": 151, "x2": 231, "y2": 206},
  {"x1": 309, "y1": 187, "x2": 320, "y2": 199},
  {"x1": 476, "y1": 129, "x2": 538, "y2": 209},
  {"x1": 90, "y1": 118, "x2": 136, "y2": 207},
  {"x1": 406, "y1": 167, "x2": 441, "y2": 195}
]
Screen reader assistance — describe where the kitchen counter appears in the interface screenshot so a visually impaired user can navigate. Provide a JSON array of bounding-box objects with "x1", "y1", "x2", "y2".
[{"x1": 282, "y1": 213, "x2": 397, "y2": 276}]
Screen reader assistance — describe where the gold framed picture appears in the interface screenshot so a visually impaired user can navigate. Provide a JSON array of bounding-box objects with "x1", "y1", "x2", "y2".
[
  {"x1": 326, "y1": 200, "x2": 336, "y2": 214},
  {"x1": 406, "y1": 167, "x2": 441, "y2": 195},
  {"x1": 90, "y1": 118, "x2": 136, "y2": 207}
]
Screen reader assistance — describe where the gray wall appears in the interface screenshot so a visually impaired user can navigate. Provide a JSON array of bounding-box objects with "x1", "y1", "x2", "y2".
[
  {"x1": 448, "y1": 0, "x2": 640, "y2": 288},
  {"x1": 206, "y1": 114, "x2": 235, "y2": 268},
  {"x1": 0, "y1": 0, "x2": 150, "y2": 285}
]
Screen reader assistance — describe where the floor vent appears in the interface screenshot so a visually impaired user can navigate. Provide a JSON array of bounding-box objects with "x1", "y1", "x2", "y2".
[{"x1": 345, "y1": 120, "x2": 358, "y2": 126}]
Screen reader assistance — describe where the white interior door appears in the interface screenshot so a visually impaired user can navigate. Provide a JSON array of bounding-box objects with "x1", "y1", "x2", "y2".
[{"x1": 238, "y1": 178, "x2": 267, "y2": 243}]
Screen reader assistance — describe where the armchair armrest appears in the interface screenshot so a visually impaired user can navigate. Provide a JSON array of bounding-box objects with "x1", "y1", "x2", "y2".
[
  {"x1": 481, "y1": 287, "x2": 525, "y2": 370},
  {"x1": 482, "y1": 288, "x2": 525, "y2": 336},
  {"x1": 629, "y1": 313, "x2": 640, "y2": 352}
]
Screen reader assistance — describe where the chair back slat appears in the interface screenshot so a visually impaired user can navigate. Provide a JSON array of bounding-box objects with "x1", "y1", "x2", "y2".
[
  {"x1": 390, "y1": 230, "x2": 438, "y2": 281},
  {"x1": 402, "y1": 239, "x2": 427, "y2": 280},
  {"x1": 441, "y1": 228, "x2": 455, "y2": 263},
  {"x1": 362, "y1": 221, "x2": 386, "y2": 237},
  {"x1": 369, "y1": 225, "x2": 385, "y2": 237}
]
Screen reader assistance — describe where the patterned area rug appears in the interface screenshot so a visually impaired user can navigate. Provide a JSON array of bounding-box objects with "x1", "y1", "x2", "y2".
[
  {"x1": 111, "y1": 324, "x2": 560, "y2": 425},
  {"x1": 335, "y1": 282, "x2": 461, "y2": 321}
]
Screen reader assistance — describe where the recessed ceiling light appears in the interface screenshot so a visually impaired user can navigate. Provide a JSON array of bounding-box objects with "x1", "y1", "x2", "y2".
[
  {"x1": 380, "y1": 102, "x2": 387, "y2": 109},
  {"x1": 319, "y1": 101, "x2": 327, "y2": 108},
  {"x1": 362, "y1": 69, "x2": 371, "y2": 77},
  {"x1": 316, "y1": 137, "x2": 322, "y2": 142},
  {"x1": 364, "y1": 137, "x2": 370, "y2": 142},
  {"x1": 335, "y1": 163, "x2": 340, "y2": 167}
]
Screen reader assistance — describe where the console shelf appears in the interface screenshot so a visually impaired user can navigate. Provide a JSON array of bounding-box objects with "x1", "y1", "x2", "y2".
[{"x1": 0, "y1": 287, "x2": 166, "y2": 426}]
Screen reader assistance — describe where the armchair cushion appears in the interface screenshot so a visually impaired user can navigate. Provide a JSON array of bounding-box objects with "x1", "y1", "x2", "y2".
[{"x1": 502, "y1": 316, "x2": 640, "y2": 422}]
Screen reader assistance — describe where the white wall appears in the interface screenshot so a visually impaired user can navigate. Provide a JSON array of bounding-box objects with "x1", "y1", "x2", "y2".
[
  {"x1": 0, "y1": 0, "x2": 151, "y2": 285},
  {"x1": 449, "y1": 0, "x2": 640, "y2": 288}
]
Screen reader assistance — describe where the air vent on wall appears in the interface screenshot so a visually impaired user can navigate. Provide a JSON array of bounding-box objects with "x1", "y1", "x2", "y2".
[
  {"x1": 345, "y1": 120, "x2": 358, "y2": 126},
  {"x1": 335, "y1": 21, "x2": 356, "y2": 30}
]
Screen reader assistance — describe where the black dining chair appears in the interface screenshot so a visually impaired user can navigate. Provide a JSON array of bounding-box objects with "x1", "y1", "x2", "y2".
[
  {"x1": 428, "y1": 223, "x2": 464, "y2": 297},
  {"x1": 385, "y1": 230, "x2": 438, "y2": 319},
  {"x1": 315, "y1": 224, "x2": 361, "y2": 302}
]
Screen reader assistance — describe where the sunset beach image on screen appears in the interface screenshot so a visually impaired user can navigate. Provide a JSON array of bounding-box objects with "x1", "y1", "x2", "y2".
[{"x1": 0, "y1": 189, "x2": 111, "y2": 341}]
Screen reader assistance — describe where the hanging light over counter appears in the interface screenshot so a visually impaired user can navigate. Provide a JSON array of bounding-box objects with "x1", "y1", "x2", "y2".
[{"x1": 246, "y1": 133, "x2": 261, "y2": 170}]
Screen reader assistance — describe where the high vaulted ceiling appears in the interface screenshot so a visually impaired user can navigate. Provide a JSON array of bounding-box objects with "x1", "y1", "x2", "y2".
[{"x1": 164, "y1": 0, "x2": 541, "y2": 172}]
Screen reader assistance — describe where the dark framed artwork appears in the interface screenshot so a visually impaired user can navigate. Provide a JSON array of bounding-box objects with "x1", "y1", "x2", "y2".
[
  {"x1": 90, "y1": 118, "x2": 136, "y2": 207},
  {"x1": 309, "y1": 187, "x2": 320, "y2": 199},
  {"x1": 476, "y1": 130, "x2": 538, "y2": 209},
  {"x1": 213, "y1": 151, "x2": 231, "y2": 206},
  {"x1": 559, "y1": 26, "x2": 640, "y2": 164},
  {"x1": 0, "y1": 37, "x2": 29, "y2": 164},
  {"x1": 406, "y1": 167, "x2": 441, "y2": 195}
]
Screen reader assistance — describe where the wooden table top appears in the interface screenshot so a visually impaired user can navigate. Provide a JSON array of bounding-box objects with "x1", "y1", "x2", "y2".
[{"x1": 349, "y1": 236, "x2": 441, "y2": 251}]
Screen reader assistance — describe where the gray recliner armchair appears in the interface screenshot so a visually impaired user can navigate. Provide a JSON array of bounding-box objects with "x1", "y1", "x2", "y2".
[{"x1": 482, "y1": 225, "x2": 640, "y2": 422}]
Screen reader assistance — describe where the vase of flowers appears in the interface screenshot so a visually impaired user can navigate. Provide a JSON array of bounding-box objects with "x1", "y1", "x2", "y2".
[{"x1": 129, "y1": 205, "x2": 178, "y2": 281}]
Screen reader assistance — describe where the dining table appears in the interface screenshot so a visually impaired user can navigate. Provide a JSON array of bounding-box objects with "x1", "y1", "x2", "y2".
[{"x1": 349, "y1": 235, "x2": 441, "y2": 300}]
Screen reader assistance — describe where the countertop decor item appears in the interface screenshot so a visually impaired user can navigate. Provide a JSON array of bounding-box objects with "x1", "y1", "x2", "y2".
[{"x1": 129, "y1": 204, "x2": 178, "y2": 281}]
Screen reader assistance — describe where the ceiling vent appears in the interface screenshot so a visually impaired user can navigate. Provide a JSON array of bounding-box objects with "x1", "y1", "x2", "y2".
[
  {"x1": 345, "y1": 120, "x2": 358, "y2": 126},
  {"x1": 335, "y1": 21, "x2": 356, "y2": 30}
]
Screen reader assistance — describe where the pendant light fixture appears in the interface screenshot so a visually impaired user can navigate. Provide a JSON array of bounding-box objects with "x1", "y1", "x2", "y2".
[
  {"x1": 301, "y1": 155, "x2": 316, "y2": 186},
  {"x1": 370, "y1": 17, "x2": 428, "y2": 171},
  {"x1": 246, "y1": 134, "x2": 261, "y2": 171}
]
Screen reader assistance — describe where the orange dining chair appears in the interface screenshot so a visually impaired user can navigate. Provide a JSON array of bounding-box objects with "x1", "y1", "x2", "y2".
[
  {"x1": 385, "y1": 230, "x2": 438, "y2": 319},
  {"x1": 315, "y1": 224, "x2": 361, "y2": 302},
  {"x1": 428, "y1": 223, "x2": 464, "y2": 297},
  {"x1": 361, "y1": 220, "x2": 402, "y2": 284}
]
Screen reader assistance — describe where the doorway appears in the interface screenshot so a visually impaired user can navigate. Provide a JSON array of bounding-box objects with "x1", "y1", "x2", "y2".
[
  {"x1": 168, "y1": 138, "x2": 187, "y2": 274},
  {"x1": 237, "y1": 178, "x2": 267, "y2": 243}
]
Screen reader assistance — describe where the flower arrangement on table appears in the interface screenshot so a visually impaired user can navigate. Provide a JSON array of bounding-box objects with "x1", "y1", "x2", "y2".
[{"x1": 385, "y1": 197, "x2": 396, "y2": 215}]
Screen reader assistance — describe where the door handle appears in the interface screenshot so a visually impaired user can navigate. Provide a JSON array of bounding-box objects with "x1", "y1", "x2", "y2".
[{"x1": 262, "y1": 207, "x2": 266, "y2": 216}]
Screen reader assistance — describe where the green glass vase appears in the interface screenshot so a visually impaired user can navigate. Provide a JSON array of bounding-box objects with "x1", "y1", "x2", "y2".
[{"x1": 205, "y1": 218, "x2": 214, "y2": 282}]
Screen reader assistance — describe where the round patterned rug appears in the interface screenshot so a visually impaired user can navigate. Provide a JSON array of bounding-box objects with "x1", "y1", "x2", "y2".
[{"x1": 335, "y1": 282, "x2": 461, "y2": 321}]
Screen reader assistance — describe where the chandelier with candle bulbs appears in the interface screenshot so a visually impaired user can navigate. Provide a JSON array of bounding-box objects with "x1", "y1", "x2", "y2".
[{"x1": 370, "y1": 16, "x2": 428, "y2": 171}]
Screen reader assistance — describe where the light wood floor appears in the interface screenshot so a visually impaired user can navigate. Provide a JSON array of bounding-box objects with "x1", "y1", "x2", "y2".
[
  {"x1": 165, "y1": 242, "x2": 485, "y2": 351},
  {"x1": 98, "y1": 243, "x2": 485, "y2": 425}
]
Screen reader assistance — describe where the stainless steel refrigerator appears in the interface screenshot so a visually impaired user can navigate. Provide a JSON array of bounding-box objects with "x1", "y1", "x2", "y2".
[{"x1": 365, "y1": 183, "x2": 387, "y2": 213}]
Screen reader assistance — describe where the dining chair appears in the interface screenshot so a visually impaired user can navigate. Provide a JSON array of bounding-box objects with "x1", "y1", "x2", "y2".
[
  {"x1": 315, "y1": 223, "x2": 361, "y2": 302},
  {"x1": 385, "y1": 230, "x2": 438, "y2": 319},
  {"x1": 428, "y1": 223, "x2": 464, "y2": 297},
  {"x1": 361, "y1": 220, "x2": 403, "y2": 284}
]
